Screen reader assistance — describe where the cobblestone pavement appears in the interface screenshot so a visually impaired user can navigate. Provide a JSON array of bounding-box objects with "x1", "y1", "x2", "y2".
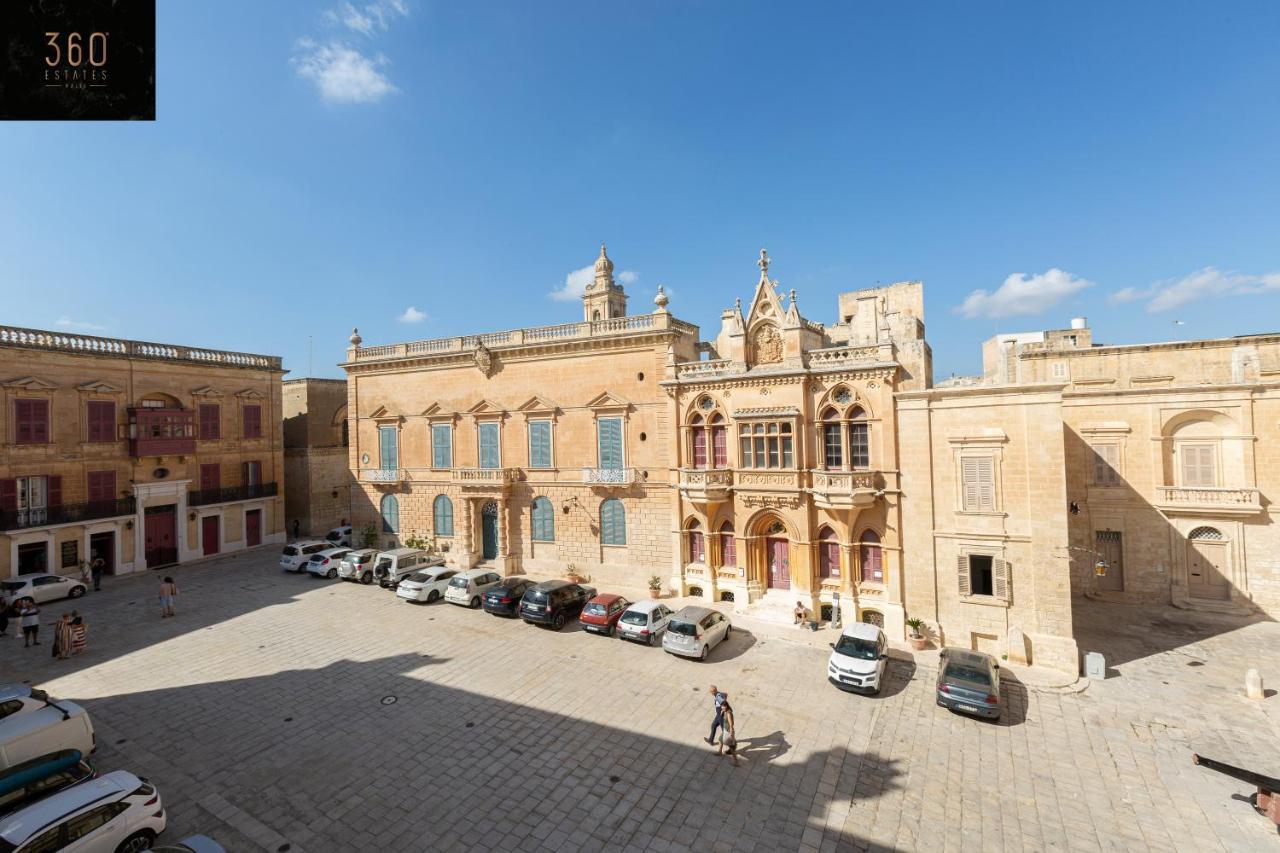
[{"x1": 2, "y1": 549, "x2": 1278, "y2": 852}]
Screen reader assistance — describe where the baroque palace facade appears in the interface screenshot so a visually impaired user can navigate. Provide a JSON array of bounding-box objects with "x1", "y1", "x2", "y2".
[
  {"x1": 1, "y1": 326, "x2": 286, "y2": 579},
  {"x1": 343, "y1": 246, "x2": 1280, "y2": 674}
]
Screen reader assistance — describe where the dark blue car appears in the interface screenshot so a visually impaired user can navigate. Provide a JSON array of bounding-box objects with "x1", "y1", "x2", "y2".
[{"x1": 482, "y1": 577, "x2": 534, "y2": 617}]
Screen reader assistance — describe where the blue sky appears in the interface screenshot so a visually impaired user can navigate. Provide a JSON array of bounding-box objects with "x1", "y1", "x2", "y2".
[{"x1": 2, "y1": 1, "x2": 1278, "y2": 380}]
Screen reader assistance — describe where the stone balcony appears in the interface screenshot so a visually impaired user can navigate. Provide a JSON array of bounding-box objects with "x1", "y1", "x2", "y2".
[
  {"x1": 1155, "y1": 485, "x2": 1262, "y2": 516},
  {"x1": 453, "y1": 467, "x2": 524, "y2": 493},
  {"x1": 359, "y1": 468, "x2": 406, "y2": 484},
  {"x1": 809, "y1": 470, "x2": 881, "y2": 510},
  {"x1": 581, "y1": 467, "x2": 637, "y2": 486},
  {"x1": 678, "y1": 468, "x2": 733, "y2": 506}
]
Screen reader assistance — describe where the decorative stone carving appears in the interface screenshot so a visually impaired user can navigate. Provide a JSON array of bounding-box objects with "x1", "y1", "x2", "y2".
[
  {"x1": 743, "y1": 494, "x2": 802, "y2": 509},
  {"x1": 474, "y1": 342, "x2": 494, "y2": 376},
  {"x1": 752, "y1": 324, "x2": 782, "y2": 364}
]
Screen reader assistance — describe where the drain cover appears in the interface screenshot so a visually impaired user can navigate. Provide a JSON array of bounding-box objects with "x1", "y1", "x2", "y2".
[
  {"x1": 465, "y1": 722, "x2": 474, "y2": 728},
  {"x1": 609, "y1": 775, "x2": 620, "y2": 783},
  {"x1": 381, "y1": 696, "x2": 398, "y2": 705},
  {"x1": 277, "y1": 845, "x2": 291, "y2": 852},
  {"x1": 283, "y1": 717, "x2": 293, "y2": 722}
]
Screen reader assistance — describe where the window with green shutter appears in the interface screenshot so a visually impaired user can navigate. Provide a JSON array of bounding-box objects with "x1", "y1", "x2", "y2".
[
  {"x1": 531, "y1": 496, "x2": 555, "y2": 541},
  {"x1": 378, "y1": 426, "x2": 398, "y2": 471},
  {"x1": 600, "y1": 498, "x2": 626, "y2": 545},
  {"x1": 431, "y1": 425, "x2": 452, "y2": 469},
  {"x1": 597, "y1": 417, "x2": 624, "y2": 470},
  {"x1": 528, "y1": 420, "x2": 552, "y2": 469},
  {"x1": 478, "y1": 422, "x2": 500, "y2": 469},
  {"x1": 433, "y1": 495, "x2": 454, "y2": 536},
  {"x1": 380, "y1": 494, "x2": 399, "y2": 533}
]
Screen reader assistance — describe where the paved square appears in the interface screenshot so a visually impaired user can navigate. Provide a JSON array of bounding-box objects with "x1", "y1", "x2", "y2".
[{"x1": 3, "y1": 549, "x2": 1278, "y2": 852}]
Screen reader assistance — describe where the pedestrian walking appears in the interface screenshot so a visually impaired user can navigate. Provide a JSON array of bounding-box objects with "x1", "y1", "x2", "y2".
[
  {"x1": 292, "y1": 519, "x2": 300, "y2": 540},
  {"x1": 703, "y1": 684, "x2": 728, "y2": 746},
  {"x1": 53, "y1": 613, "x2": 72, "y2": 660},
  {"x1": 19, "y1": 600, "x2": 40, "y2": 646},
  {"x1": 159, "y1": 576, "x2": 178, "y2": 617},
  {"x1": 70, "y1": 611, "x2": 87, "y2": 655},
  {"x1": 718, "y1": 702, "x2": 740, "y2": 766},
  {"x1": 90, "y1": 552, "x2": 106, "y2": 591}
]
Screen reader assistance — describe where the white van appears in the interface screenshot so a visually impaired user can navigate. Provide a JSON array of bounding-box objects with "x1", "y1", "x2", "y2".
[
  {"x1": 0, "y1": 685, "x2": 95, "y2": 772},
  {"x1": 372, "y1": 549, "x2": 442, "y2": 589}
]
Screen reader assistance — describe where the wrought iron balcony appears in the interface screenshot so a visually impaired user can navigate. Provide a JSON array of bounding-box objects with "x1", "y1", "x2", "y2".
[
  {"x1": 678, "y1": 468, "x2": 733, "y2": 505},
  {"x1": 359, "y1": 468, "x2": 406, "y2": 484},
  {"x1": 1155, "y1": 485, "x2": 1262, "y2": 515},
  {"x1": 0, "y1": 497, "x2": 136, "y2": 532},
  {"x1": 582, "y1": 467, "x2": 636, "y2": 486},
  {"x1": 188, "y1": 482, "x2": 278, "y2": 507},
  {"x1": 809, "y1": 470, "x2": 881, "y2": 510}
]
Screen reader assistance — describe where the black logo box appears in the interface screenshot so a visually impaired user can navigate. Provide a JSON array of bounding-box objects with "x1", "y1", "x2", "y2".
[{"x1": 1, "y1": 0, "x2": 155, "y2": 120}]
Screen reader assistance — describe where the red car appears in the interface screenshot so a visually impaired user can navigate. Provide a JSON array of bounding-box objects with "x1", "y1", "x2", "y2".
[{"x1": 580, "y1": 593, "x2": 632, "y2": 637}]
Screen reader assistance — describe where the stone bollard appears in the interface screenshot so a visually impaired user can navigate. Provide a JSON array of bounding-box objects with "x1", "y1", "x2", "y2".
[
  {"x1": 1084, "y1": 651, "x2": 1106, "y2": 680},
  {"x1": 1245, "y1": 668, "x2": 1264, "y2": 700}
]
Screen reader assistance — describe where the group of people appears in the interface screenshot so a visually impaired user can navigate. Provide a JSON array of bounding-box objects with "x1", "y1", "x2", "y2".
[
  {"x1": 0, "y1": 599, "x2": 87, "y2": 656},
  {"x1": 704, "y1": 684, "x2": 740, "y2": 766}
]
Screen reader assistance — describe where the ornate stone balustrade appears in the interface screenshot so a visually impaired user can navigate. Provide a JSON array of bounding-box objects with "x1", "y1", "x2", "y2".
[
  {"x1": 675, "y1": 359, "x2": 733, "y2": 379},
  {"x1": 1156, "y1": 485, "x2": 1262, "y2": 515},
  {"x1": 451, "y1": 467, "x2": 523, "y2": 492},
  {"x1": 582, "y1": 467, "x2": 636, "y2": 486},
  {"x1": 360, "y1": 468, "x2": 405, "y2": 483},
  {"x1": 810, "y1": 469, "x2": 881, "y2": 510},
  {"x1": 0, "y1": 325, "x2": 282, "y2": 370},
  {"x1": 678, "y1": 468, "x2": 733, "y2": 505},
  {"x1": 806, "y1": 344, "x2": 892, "y2": 370}
]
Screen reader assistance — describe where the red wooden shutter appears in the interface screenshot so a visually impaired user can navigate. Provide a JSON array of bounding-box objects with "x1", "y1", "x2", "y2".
[
  {"x1": 87, "y1": 401, "x2": 115, "y2": 442},
  {"x1": 199, "y1": 404, "x2": 220, "y2": 440},
  {"x1": 720, "y1": 526, "x2": 736, "y2": 567},
  {"x1": 14, "y1": 399, "x2": 48, "y2": 444},
  {"x1": 47, "y1": 475, "x2": 62, "y2": 507},
  {"x1": 0, "y1": 479, "x2": 16, "y2": 512},
  {"x1": 200, "y1": 463, "x2": 220, "y2": 493},
  {"x1": 712, "y1": 427, "x2": 727, "y2": 467},
  {"x1": 243, "y1": 405, "x2": 261, "y2": 439},
  {"x1": 692, "y1": 429, "x2": 707, "y2": 467}
]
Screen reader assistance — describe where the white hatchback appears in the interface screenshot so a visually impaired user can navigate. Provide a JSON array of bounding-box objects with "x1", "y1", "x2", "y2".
[
  {"x1": 279, "y1": 541, "x2": 328, "y2": 572},
  {"x1": 616, "y1": 600, "x2": 676, "y2": 646},
  {"x1": 827, "y1": 622, "x2": 889, "y2": 694},
  {"x1": 396, "y1": 567, "x2": 460, "y2": 603},
  {"x1": 0, "y1": 574, "x2": 87, "y2": 607},
  {"x1": 0, "y1": 770, "x2": 165, "y2": 853},
  {"x1": 305, "y1": 548, "x2": 351, "y2": 579},
  {"x1": 443, "y1": 570, "x2": 503, "y2": 608}
]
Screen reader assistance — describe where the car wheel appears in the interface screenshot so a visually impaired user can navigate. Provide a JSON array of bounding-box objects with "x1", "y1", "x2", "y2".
[
  {"x1": 359, "y1": 572, "x2": 372, "y2": 585},
  {"x1": 69, "y1": 585, "x2": 86, "y2": 599},
  {"x1": 553, "y1": 614, "x2": 565, "y2": 631},
  {"x1": 327, "y1": 568, "x2": 338, "y2": 579},
  {"x1": 470, "y1": 596, "x2": 481, "y2": 609},
  {"x1": 428, "y1": 590, "x2": 439, "y2": 603},
  {"x1": 699, "y1": 645, "x2": 709, "y2": 661},
  {"x1": 647, "y1": 633, "x2": 655, "y2": 647},
  {"x1": 605, "y1": 624, "x2": 614, "y2": 637},
  {"x1": 115, "y1": 831, "x2": 155, "y2": 853}
]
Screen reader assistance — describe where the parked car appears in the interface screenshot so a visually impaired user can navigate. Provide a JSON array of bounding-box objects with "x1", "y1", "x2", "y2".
[
  {"x1": 279, "y1": 540, "x2": 329, "y2": 572},
  {"x1": 304, "y1": 547, "x2": 351, "y2": 579},
  {"x1": 518, "y1": 580, "x2": 596, "y2": 630},
  {"x1": 579, "y1": 593, "x2": 632, "y2": 637},
  {"x1": 0, "y1": 770, "x2": 165, "y2": 853},
  {"x1": 443, "y1": 570, "x2": 504, "y2": 608},
  {"x1": 0, "y1": 749, "x2": 95, "y2": 819},
  {"x1": 324, "y1": 525, "x2": 353, "y2": 547},
  {"x1": 372, "y1": 549, "x2": 441, "y2": 589},
  {"x1": 935, "y1": 647, "x2": 1001, "y2": 720},
  {"x1": 662, "y1": 606, "x2": 731, "y2": 661},
  {"x1": 395, "y1": 566, "x2": 460, "y2": 604},
  {"x1": 336, "y1": 549, "x2": 378, "y2": 584},
  {"x1": 481, "y1": 577, "x2": 534, "y2": 617},
  {"x1": 152, "y1": 836, "x2": 227, "y2": 853},
  {"x1": 0, "y1": 574, "x2": 86, "y2": 607},
  {"x1": 827, "y1": 622, "x2": 889, "y2": 694},
  {"x1": 616, "y1": 600, "x2": 675, "y2": 645},
  {"x1": 0, "y1": 685, "x2": 95, "y2": 771}
]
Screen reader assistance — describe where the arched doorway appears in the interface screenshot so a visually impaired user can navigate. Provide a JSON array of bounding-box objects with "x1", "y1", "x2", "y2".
[
  {"x1": 760, "y1": 518, "x2": 790, "y2": 589},
  {"x1": 481, "y1": 501, "x2": 500, "y2": 561},
  {"x1": 1186, "y1": 526, "x2": 1229, "y2": 600}
]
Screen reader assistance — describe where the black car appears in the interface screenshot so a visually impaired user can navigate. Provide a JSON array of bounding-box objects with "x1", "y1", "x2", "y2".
[
  {"x1": 519, "y1": 580, "x2": 597, "y2": 630},
  {"x1": 482, "y1": 576, "x2": 534, "y2": 617},
  {"x1": 0, "y1": 749, "x2": 96, "y2": 819}
]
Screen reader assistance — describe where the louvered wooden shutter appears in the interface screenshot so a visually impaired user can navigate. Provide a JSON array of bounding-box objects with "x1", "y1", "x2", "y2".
[
  {"x1": 47, "y1": 475, "x2": 62, "y2": 507},
  {"x1": 977, "y1": 457, "x2": 994, "y2": 510},
  {"x1": 479, "y1": 423, "x2": 499, "y2": 468},
  {"x1": 528, "y1": 421, "x2": 552, "y2": 468},
  {"x1": 0, "y1": 479, "x2": 17, "y2": 513},
  {"x1": 598, "y1": 418, "x2": 623, "y2": 470},
  {"x1": 712, "y1": 427, "x2": 728, "y2": 467},
  {"x1": 961, "y1": 458, "x2": 979, "y2": 510},
  {"x1": 693, "y1": 428, "x2": 707, "y2": 467},
  {"x1": 432, "y1": 426, "x2": 452, "y2": 469},
  {"x1": 993, "y1": 557, "x2": 1009, "y2": 600},
  {"x1": 957, "y1": 555, "x2": 971, "y2": 597}
]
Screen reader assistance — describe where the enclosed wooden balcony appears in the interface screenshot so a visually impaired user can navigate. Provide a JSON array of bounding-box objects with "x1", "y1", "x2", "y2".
[{"x1": 128, "y1": 407, "x2": 195, "y2": 457}]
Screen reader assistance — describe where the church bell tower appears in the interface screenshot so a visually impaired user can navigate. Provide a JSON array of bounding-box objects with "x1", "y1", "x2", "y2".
[{"x1": 582, "y1": 243, "x2": 628, "y2": 322}]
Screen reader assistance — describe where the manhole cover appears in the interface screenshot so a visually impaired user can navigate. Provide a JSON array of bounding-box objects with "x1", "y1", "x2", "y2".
[{"x1": 381, "y1": 696, "x2": 398, "y2": 705}]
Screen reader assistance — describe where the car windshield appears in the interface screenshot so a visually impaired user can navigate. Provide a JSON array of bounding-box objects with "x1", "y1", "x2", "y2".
[
  {"x1": 583, "y1": 603, "x2": 607, "y2": 615},
  {"x1": 668, "y1": 620, "x2": 697, "y2": 636},
  {"x1": 0, "y1": 581, "x2": 25, "y2": 591},
  {"x1": 406, "y1": 572, "x2": 432, "y2": 583},
  {"x1": 447, "y1": 577, "x2": 469, "y2": 589},
  {"x1": 944, "y1": 663, "x2": 991, "y2": 685},
  {"x1": 525, "y1": 590, "x2": 548, "y2": 603},
  {"x1": 354, "y1": 553, "x2": 372, "y2": 564},
  {"x1": 834, "y1": 636, "x2": 879, "y2": 661},
  {"x1": 282, "y1": 547, "x2": 298, "y2": 556},
  {"x1": 620, "y1": 611, "x2": 649, "y2": 625}
]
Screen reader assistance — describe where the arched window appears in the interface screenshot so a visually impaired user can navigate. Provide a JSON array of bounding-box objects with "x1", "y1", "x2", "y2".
[
  {"x1": 531, "y1": 496, "x2": 555, "y2": 542},
  {"x1": 859, "y1": 529, "x2": 883, "y2": 583},
  {"x1": 592, "y1": 310, "x2": 601, "y2": 321},
  {"x1": 818, "y1": 526, "x2": 840, "y2": 579},
  {"x1": 710, "y1": 414, "x2": 728, "y2": 468},
  {"x1": 433, "y1": 495, "x2": 454, "y2": 536},
  {"x1": 1189, "y1": 526, "x2": 1224, "y2": 541},
  {"x1": 821, "y1": 408, "x2": 842, "y2": 469},
  {"x1": 600, "y1": 498, "x2": 626, "y2": 545},
  {"x1": 380, "y1": 494, "x2": 399, "y2": 533},
  {"x1": 690, "y1": 414, "x2": 707, "y2": 468},
  {"x1": 719, "y1": 522, "x2": 736, "y2": 567},
  {"x1": 686, "y1": 520, "x2": 705, "y2": 564},
  {"x1": 848, "y1": 407, "x2": 870, "y2": 469}
]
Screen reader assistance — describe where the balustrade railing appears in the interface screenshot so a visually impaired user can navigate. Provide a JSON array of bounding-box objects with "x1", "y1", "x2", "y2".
[
  {"x1": 0, "y1": 325, "x2": 280, "y2": 369},
  {"x1": 188, "y1": 482, "x2": 278, "y2": 507},
  {"x1": 359, "y1": 468, "x2": 405, "y2": 483},
  {"x1": 582, "y1": 467, "x2": 636, "y2": 485},
  {"x1": 1158, "y1": 486, "x2": 1260, "y2": 506}
]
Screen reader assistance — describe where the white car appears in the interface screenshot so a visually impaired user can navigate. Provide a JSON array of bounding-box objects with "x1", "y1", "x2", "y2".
[
  {"x1": 279, "y1": 540, "x2": 328, "y2": 572},
  {"x1": 662, "y1": 606, "x2": 732, "y2": 661},
  {"x1": 0, "y1": 770, "x2": 165, "y2": 852},
  {"x1": 396, "y1": 567, "x2": 460, "y2": 604},
  {"x1": 827, "y1": 622, "x2": 889, "y2": 695},
  {"x1": 0, "y1": 574, "x2": 87, "y2": 607},
  {"x1": 336, "y1": 549, "x2": 378, "y2": 584},
  {"x1": 305, "y1": 547, "x2": 351, "y2": 579},
  {"x1": 443, "y1": 570, "x2": 503, "y2": 608},
  {"x1": 616, "y1": 600, "x2": 675, "y2": 646},
  {"x1": 324, "y1": 525, "x2": 352, "y2": 547},
  {"x1": 0, "y1": 685, "x2": 95, "y2": 771}
]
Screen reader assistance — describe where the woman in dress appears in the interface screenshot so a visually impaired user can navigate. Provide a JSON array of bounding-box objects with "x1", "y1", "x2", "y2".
[
  {"x1": 70, "y1": 611, "x2": 87, "y2": 655},
  {"x1": 54, "y1": 613, "x2": 73, "y2": 660}
]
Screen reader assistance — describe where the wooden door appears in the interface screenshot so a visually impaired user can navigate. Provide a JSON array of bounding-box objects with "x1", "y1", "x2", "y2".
[
  {"x1": 1095, "y1": 531, "x2": 1124, "y2": 592},
  {"x1": 245, "y1": 509, "x2": 262, "y2": 547},
  {"x1": 89, "y1": 532, "x2": 114, "y2": 575},
  {"x1": 482, "y1": 504, "x2": 499, "y2": 560},
  {"x1": 1187, "y1": 539, "x2": 1230, "y2": 600},
  {"x1": 144, "y1": 507, "x2": 177, "y2": 568},
  {"x1": 766, "y1": 537, "x2": 790, "y2": 589},
  {"x1": 202, "y1": 515, "x2": 220, "y2": 556}
]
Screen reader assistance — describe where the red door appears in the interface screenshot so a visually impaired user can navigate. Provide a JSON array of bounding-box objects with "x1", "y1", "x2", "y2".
[
  {"x1": 201, "y1": 515, "x2": 220, "y2": 556},
  {"x1": 245, "y1": 509, "x2": 262, "y2": 547},
  {"x1": 767, "y1": 537, "x2": 790, "y2": 589},
  {"x1": 144, "y1": 507, "x2": 177, "y2": 568}
]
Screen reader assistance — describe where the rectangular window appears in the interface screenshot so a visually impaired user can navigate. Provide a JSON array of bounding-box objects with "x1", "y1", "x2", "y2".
[
  {"x1": 86, "y1": 400, "x2": 116, "y2": 443},
  {"x1": 199, "y1": 463, "x2": 220, "y2": 494},
  {"x1": 1180, "y1": 444, "x2": 1216, "y2": 487},
  {"x1": 720, "y1": 531, "x2": 736, "y2": 567},
  {"x1": 14, "y1": 399, "x2": 50, "y2": 445},
  {"x1": 737, "y1": 421, "x2": 793, "y2": 469},
  {"x1": 528, "y1": 420, "x2": 552, "y2": 468},
  {"x1": 712, "y1": 426, "x2": 728, "y2": 468},
  {"x1": 848, "y1": 423, "x2": 869, "y2": 469},
  {"x1": 61, "y1": 540, "x2": 79, "y2": 570},
  {"x1": 87, "y1": 470, "x2": 117, "y2": 503},
  {"x1": 957, "y1": 553, "x2": 1009, "y2": 599},
  {"x1": 960, "y1": 456, "x2": 995, "y2": 512},
  {"x1": 968, "y1": 554, "x2": 994, "y2": 596},
  {"x1": 823, "y1": 423, "x2": 842, "y2": 468},
  {"x1": 597, "y1": 417, "x2": 624, "y2": 470},
  {"x1": 431, "y1": 424, "x2": 453, "y2": 469},
  {"x1": 242, "y1": 460, "x2": 262, "y2": 487},
  {"x1": 692, "y1": 427, "x2": 707, "y2": 467},
  {"x1": 688, "y1": 531, "x2": 705, "y2": 563},
  {"x1": 378, "y1": 425, "x2": 399, "y2": 471},
  {"x1": 1091, "y1": 443, "x2": 1120, "y2": 485},
  {"x1": 198, "y1": 404, "x2": 221, "y2": 440},
  {"x1": 242, "y1": 404, "x2": 262, "y2": 439},
  {"x1": 478, "y1": 422, "x2": 500, "y2": 469}
]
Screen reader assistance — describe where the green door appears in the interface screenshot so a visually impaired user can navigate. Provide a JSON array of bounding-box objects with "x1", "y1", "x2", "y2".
[{"x1": 481, "y1": 503, "x2": 499, "y2": 560}]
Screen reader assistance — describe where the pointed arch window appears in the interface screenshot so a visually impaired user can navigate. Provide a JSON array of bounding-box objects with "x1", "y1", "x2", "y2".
[
  {"x1": 859, "y1": 529, "x2": 883, "y2": 584},
  {"x1": 718, "y1": 522, "x2": 736, "y2": 567},
  {"x1": 380, "y1": 494, "x2": 399, "y2": 534},
  {"x1": 691, "y1": 414, "x2": 707, "y2": 468},
  {"x1": 433, "y1": 495, "x2": 454, "y2": 536},
  {"x1": 686, "y1": 520, "x2": 705, "y2": 564},
  {"x1": 817, "y1": 392, "x2": 871, "y2": 471},
  {"x1": 821, "y1": 408, "x2": 842, "y2": 469},
  {"x1": 818, "y1": 526, "x2": 840, "y2": 579},
  {"x1": 531, "y1": 496, "x2": 555, "y2": 542},
  {"x1": 710, "y1": 414, "x2": 728, "y2": 468}
]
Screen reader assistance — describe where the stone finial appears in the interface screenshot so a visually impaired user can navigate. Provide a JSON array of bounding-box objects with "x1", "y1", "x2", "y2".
[
  {"x1": 757, "y1": 248, "x2": 770, "y2": 279},
  {"x1": 653, "y1": 285, "x2": 670, "y2": 313},
  {"x1": 789, "y1": 288, "x2": 796, "y2": 308},
  {"x1": 349, "y1": 327, "x2": 362, "y2": 347},
  {"x1": 735, "y1": 297, "x2": 742, "y2": 313}
]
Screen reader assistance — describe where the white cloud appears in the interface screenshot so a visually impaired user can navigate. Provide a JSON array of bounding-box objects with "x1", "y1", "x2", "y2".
[
  {"x1": 548, "y1": 265, "x2": 640, "y2": 301},
  {"x1": 293, "y1": 40, "x2": 397, "y2": 104},
  {"x1": 1108, "y1": 266, "x2": 1280, "y2": 313},
  {"x1": 55, "y1": 316, "x2": 107, "y2": 332},
  {"x1": 397, "y1": 306, "x2": 427, "y2": 323},
  {"x1": 955, "y1": 268, "x2": 1091, "y2": 319},
  {"x1": 325, "y1": 0, "x2": 409, "y2": 36}
]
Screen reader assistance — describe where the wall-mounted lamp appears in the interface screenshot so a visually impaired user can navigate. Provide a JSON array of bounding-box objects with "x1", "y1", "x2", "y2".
[
  {"x1": 126, "y1": 520, "x2": 134, "y2": 530},
  {"x1": 1069, "y1": 501, "x2": 1080, "y2": 516},
  {"x1": 188, "y1": 511, "x2": 197, "y2": 521},
  {"x1": 331, "y1": 490, "x2": 339, "y2": 499}
]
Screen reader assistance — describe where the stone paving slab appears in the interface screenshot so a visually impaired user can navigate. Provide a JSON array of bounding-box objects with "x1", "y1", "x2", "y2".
[{"x1": 1, "y1": 549, "x2": 1277, "y2": 851}]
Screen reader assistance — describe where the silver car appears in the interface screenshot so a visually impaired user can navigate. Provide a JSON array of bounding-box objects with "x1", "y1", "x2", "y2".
[{"x1": 662, "y1": 606, "x2": 731, "y2": 661}]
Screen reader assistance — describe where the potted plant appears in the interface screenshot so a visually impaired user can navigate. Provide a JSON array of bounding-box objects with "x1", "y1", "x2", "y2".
[
  {"x1": 648, "y1": 575, "x2": 663, "y2": 598},
  {"x1": 906, "y1": 617, "x2": 928, "y2": 651},
  {"x1": 565, "y1": 563, "x2": 587, "y2": 583}
]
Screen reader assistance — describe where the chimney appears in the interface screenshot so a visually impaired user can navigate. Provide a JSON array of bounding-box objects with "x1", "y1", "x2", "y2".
[{"x1": 1070, "y1": 317, "x2": 1087, "y2": 330}]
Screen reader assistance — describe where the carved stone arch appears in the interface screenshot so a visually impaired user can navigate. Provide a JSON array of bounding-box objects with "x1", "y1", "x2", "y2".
[
  {"x1": 818, "y1": 383, "x2": 872, "y2": 419},
  {"x1": 744, "y1": 508, "x2": 795, "y2": 540},
  {"x1": 1160, "y1": 408, "x2": 1234, "y2": 438},
  {"x1": 684, "y1": 393, "x2": 726, "y2": 424}
]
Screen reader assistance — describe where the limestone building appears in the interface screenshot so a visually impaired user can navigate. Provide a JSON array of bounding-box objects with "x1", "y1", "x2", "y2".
[
  {"x1": 283, "y1": 378, "x2": 352, "y2": 539},
  {"x1": 0, "y1": 326, "x2": 286, "y2": 578}
]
